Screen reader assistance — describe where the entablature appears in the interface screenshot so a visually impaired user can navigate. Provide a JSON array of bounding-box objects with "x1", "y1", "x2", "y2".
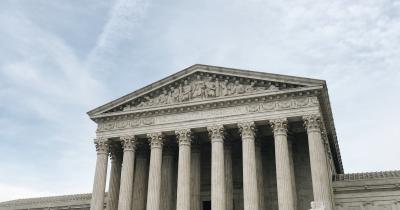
[{"x1": 88, "y1": 64, "x2": 344, "y2": 173}]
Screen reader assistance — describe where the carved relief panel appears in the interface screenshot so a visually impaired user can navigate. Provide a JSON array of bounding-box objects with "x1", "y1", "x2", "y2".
[
  {"x1": 106, "y1": 72, "x2": 303, "y2": 113},
  {"x1": 97, "y1": 96, "x2": 319, "y2": 133}
]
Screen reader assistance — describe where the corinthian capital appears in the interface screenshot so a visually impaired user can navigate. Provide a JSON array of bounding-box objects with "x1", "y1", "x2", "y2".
[
  {"x1": 269, "y1": 118, "x2": 288, "y2": 136},
  {"x1": 94, "y1": 137, "x2": 109, "y2": 154},
  {"x1": 207, "y1": 124, "x2": 225, "y2": 142},
  {"x1": 120, "y1": 135, "x2": 137, "y2": 151},
  {"x1": 303, "y1": 114, "x2": 322, "y2": 132},
  {"x1": 238, "y1": 121, "x2": 256, "y2": 139},
  {"x1": 175, "y1": 128, "x2": 192, "y2": 146},
  {"x1": 147, "y1": 132, "x2": 164, "y2": 148}
]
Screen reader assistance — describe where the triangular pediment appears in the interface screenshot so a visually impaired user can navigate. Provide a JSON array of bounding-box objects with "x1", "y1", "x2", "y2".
[{"x1": 88, "y1": 64, "x2": 325, "y2": 117}]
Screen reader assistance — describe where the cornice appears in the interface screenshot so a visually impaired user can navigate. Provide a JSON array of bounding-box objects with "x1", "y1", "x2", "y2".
[
  {"x1": 319, "y1": 86, "x2": 344, "y2": 174},
  {"x1": 333, "y1": 170, "x2": 400, "y2": 182}
]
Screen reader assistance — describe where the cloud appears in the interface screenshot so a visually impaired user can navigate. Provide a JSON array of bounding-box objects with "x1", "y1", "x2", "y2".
[
  {"x1": 0, "y1": 10, "x2": 104, "y2": 201},
  {"x1": 1, "y1": 0, "x2": 400, "y2": 202},
  {"x1": 86, "y1": 0, "x2": 151, "y2": 74}
]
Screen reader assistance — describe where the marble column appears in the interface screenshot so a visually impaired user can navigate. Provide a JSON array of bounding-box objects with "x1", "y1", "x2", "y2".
[
  {"x1": 106, "y1": 145, "x2": 122, "y2": 210},
  {"x1": 191, "y1": 140, "x2": 201, "y2": 210},
  {"x1": 176, "y1": 129, "x2": 192, "y2": 210},
  {"x1": 255, "y1": 141, "x2": 266, "y2": 210},
  {"x1": 287, "y1": 136, "x2": 297, "y2": 209},
  {"x1": 146, "y1": 132, "x2": 164, "y2": 210},
  {"x1": 117, "y1": 136, "x2": 137, "y2": 210},
  {"x1": 238, "y1": 122, "x2": 259, "y2": 210},
  {"x1": 208, "y1": 124, "x2": 226, "y2": 210},
  {"x1": 90, "y1": 139, "x2": 109, "y2": 210},
  {"x1": 131, "y1": 148, "x2": 149, "y2": 210},
  {"x1": 270, "y1": 118, "x2": 295, "y2": 210},
  {"x1": 303, "y1": 115, "x2": 333, "y2": 210},
  {"x1": 225, "y1": 140, "x2": 234, "y2": 210},
  {"x1": 160, "y1": 144, "x2": 175, "y2": 210}
]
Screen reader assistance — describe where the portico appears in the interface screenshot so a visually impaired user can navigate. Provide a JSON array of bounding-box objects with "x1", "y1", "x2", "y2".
[{"x1": 87, "y1": 64, "x2": 342, "y2": 210}]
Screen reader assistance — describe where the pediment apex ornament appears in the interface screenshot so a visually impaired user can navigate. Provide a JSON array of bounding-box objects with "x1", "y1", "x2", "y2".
[
  {"x1": 107, "y1": 72, "x2": 298, "y2": 114},
  {"x1": 120, "y1": 135, "x2": 137, "y2": 151},
  {"x1": 303, "y1": 114, "x2": 322, "y2": 132},
  {"x1": 175, "y1": 129, "x2": 192, "y2": 146},
  {"x1": 207, "y1": 124, "x2": 225, "y2": 141},
  {"x1": 94, "y1": 137, "x2": 109, "y2": 154},
  {"x1": 269, "y1": 118, "x2": 288, "y2": 135},
  {"x1": 238, "y1": 121, "x2": 256, "y2": 139},
  {"x1": 147, "y1": 132, "x2": 164, "y2": 148}
]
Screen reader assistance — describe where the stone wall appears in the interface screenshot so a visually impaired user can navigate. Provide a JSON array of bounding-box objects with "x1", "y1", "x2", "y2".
[
  {"x1": 333, "y1": 171, "x2": 400, "y2": 210},
  {"x1": 0, "y1": 194, "x2": 93, "y2": 210},
  {"x1": 3, "y1": 172, "x2": 400, "y2": 210}
]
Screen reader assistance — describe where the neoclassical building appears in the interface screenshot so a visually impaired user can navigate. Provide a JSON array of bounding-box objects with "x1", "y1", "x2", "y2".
[{"x1": 1, "y1": 65, "x2": 400, "y2": 210}]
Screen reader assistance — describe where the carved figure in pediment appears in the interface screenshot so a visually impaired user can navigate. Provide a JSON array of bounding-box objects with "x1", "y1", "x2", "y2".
[
  {"x1": 245, "y1": 81, "x2": 256, "y2": 92},
  {"x1": 267, "y1": 84, "x2": 279, "y2": 91},
  {"x1": 192, "y1": 75, "x2": 206, "y2": 100},
  {"x1": 245, "y1": 81, "x2": 265, "y2": 92},
  {"x1": 170, "y1": 86, "x2": 180, "y2": 103},
  {"x1": 205, "y1": 77, "x2": 217, "y2": 98},
  {"x1": 138, "y1": 96, "x2": 154, "y2": 107},
  {"x1": 231, "y1": 80, "x2": 245, "y2": 95},
  {"x1": 123, "y1": 104, "x2": 131, "y2": 111},
  {"x1": 158, "y1": 89, "x2": 169, "y2": 104},
  {"x1": 220, "y1": 79, "x2": 229, "y2": 96},
  {"x1": 180, "y1": 80, "x2": 191, "y2": 102}
]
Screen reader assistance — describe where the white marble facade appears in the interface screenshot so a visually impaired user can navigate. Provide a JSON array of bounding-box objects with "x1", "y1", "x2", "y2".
[
  {"x1": 2, "y1": 65, "x2": 400, "y2": 210},
  {"x1": 87, "y1": 64, "x2": 341, "y2": 210}
]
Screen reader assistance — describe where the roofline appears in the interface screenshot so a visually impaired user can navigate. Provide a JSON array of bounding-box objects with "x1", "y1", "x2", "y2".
[{"x1": 87, "y1": 64, "x2": 325, "y2": 117}]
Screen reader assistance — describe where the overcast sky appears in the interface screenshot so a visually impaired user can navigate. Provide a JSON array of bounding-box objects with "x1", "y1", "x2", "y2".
[{"x1": 1, "y1": 0, "x2": 400, "y2": 202}]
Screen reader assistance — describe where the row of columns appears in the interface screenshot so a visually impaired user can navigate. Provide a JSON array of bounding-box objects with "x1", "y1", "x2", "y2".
[{"x1": 90, "y1": 114, "x2": 334, "y2": 210}]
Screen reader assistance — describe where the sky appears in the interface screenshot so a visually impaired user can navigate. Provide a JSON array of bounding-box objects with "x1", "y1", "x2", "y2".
[{"x1": 0, "y1": 0, "x2": 400, "y2": 202}]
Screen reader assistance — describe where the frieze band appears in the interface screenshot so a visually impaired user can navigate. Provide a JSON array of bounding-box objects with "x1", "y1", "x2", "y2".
[{"x1": 97, "y1": 97, "x2": 319, "y2": 133}]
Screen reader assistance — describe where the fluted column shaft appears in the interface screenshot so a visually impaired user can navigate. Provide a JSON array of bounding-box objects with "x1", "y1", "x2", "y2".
[
  {"x1": 208, "y1": 125, "x2": 226, "y2": 210},
  {"x1": 106, "y1": 146, "x2": 122, "y2": 210},
  {"x1": 146, "y1": 133, "x2": 164, "y2": 210},
  {"x1": 131, "y1": 149, "x2": 149, "y2": 210},
  {"x1": 90, "y1": 139, "x2": 109, "y2": 210},
  {"x1": 161, "y1": 146, "x2": 175, "y2": 210},
  {"x1": 225, "y1": 141, "x2": 233, "y2": 210},
  {"x1": 288, "y1": 136, "x2": 297, "y2": 208},
  {"x1": 117, "y1": 136, "x2": 137, "y2": 210},
  {"x1": 176, "y1": 129, "x2": 192, "y2": 210},
  {"x1": 238, "y1": 122, "x2": 259, "y2": 210},
  {"x1": 270, "y1": 119, "x2": 295, "y2": 210},
  {"x1": 304, "y1": 115, "x2": 333, "y2": 210},
  {"x1": 255, "y1": 142, "x2": 266, "y2": 210},
  {"x1": 191, "y1": 144, "x2": 201, "y2": 210}
]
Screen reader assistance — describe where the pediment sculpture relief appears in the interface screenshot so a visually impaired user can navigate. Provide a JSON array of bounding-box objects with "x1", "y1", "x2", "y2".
[{"x1": 107, "y1": 73, "x2": 300, "y2": 113}]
